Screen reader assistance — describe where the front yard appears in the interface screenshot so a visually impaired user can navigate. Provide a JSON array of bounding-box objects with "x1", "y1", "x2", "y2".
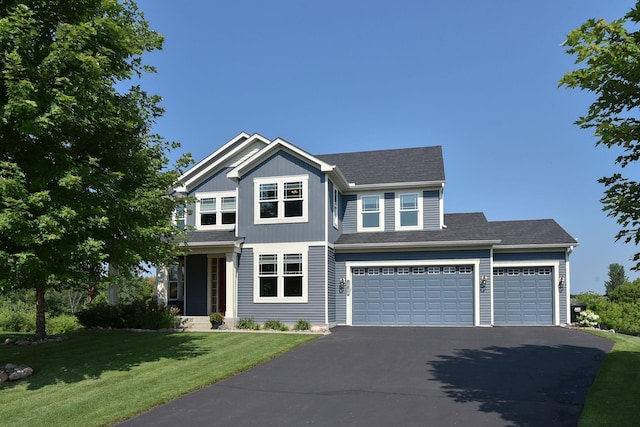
[{"x1": 0, "y1": 330, "x2": 318, "y2": 426}]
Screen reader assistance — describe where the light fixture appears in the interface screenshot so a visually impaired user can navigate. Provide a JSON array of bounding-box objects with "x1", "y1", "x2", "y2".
[
  {"x1": 480, "y1": 275, "x2": 487, "y2": 290},
  {"x1": 559, "y1": 276, "x2": 565, "y2": 290},
  {"x1": 339, "y1": 278, "x2": 346, "y2": 292}
]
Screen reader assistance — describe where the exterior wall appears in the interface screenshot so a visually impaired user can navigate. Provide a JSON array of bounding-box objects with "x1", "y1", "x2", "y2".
[
  {"x1": 384, "y1": 192, "x2": 395, "y2": 231},
  {"x1": 185, "y1": 254, "x2": 208, "y2": 316},
  {"x1": 334, "y1": 249, "x2": 492, "y2": 325},
  {"x1": 237, "y1": 152, "x2": 326, "y2": 244},
  {"x1": 423, "y1": 190, "x2": 440, "y2": 230},
  {"x1": 343, "y1": 194, "x2": 357, "y2": 233},
  {"x1": 493, "y1": 251, "x2": 569, "y2": 324},
  {"x1": 236, "y1": 246, "x2": 327, "y2": 325},
  {"x1": 327, "y1": 180, "x2": 342, "y2": 243},
  {"x1": 327, "y1": 246, "x2": 336, "y2": 323}
]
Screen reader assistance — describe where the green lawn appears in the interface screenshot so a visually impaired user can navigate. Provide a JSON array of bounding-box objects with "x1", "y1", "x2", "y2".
[
  {"x1": 578, "y1": 331, "x2": 640, "y2": 427},
  {"x1": 0, "y1": 330, "x2": 319, "y2": 426}
]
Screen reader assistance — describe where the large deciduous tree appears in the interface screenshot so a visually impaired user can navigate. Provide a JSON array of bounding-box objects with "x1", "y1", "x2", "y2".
[
  {"x1": 0, "y1": 0, "x2": 190, "y2": 338},
  {"x1": 560, "y1": 2, "x2": 640, "y2": 269}
]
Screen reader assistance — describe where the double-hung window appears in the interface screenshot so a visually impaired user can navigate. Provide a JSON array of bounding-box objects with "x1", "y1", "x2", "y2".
[
  {"x1": 358, "y1": 194, "x2": 384, "y2": 231},
  {"x1": 196, "y1": 192, "x2": 236, "y2": 228},
  {"x1": 396, "y1": 192, "x2": 422, "y2": 229},
  {"x1": 254, "y1": 175, "x2": 308, "y2": 224},
  {"x1": 255, "y1": 248, "x2": 307, "y2": 302}
]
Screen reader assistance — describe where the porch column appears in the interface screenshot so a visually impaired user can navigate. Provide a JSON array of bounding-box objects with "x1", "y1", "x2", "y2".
[
  {"x1": 225, "y1": 252, "x2": 238, "y2": 322},
  {"x1": 156, "y1": 266, "x2": 169, "y2": 306}
]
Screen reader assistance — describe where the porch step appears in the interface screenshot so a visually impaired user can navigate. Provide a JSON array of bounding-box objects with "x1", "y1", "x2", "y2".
[{"x1": 180, "y1": 316, "x2": 213, "y2": 331}]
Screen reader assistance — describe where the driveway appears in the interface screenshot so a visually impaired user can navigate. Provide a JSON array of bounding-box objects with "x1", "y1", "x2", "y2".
[{"x1": 119, "y1": 327, "x2": 613, "y2": 427}]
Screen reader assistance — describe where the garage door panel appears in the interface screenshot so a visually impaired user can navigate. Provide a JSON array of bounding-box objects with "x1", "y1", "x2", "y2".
[
  {"x1": 352, "y1": 265, "x2": 474, "y2": 326},
  {"x1": 493, "y1": 267, "x2": 554, "y2": 325}
]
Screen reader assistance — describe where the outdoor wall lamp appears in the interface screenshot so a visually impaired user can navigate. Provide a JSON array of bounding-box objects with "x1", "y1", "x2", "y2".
[
  {"x1": 559, "y1": 276, "x2": 565, "y2": 290},
  {"x1": 339, "y1": 277, "x2": 346, "y2": 293},
  {"x1": 480, "y1": 275, "x2": 487, "y2": 291}
]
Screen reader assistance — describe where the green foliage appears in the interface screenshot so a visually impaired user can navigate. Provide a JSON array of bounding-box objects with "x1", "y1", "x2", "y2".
[
  {"x1": 76, "y1": 300, "x2": 179, "y2": 330},
  {"x1": 561, "y1": 4, "x2": 640, "y2": 269},
  {"x1": 0, "y1": 309, "x2": 34, "y2": 333},
  {"x1": 575, "y1": 291, "x2": 640, "y2": 335},
  {"x1": 209, "y1": 312, "x2": 224, "y2": 324},
  {"x1": 46, "y1": 314, "x2": 80, "y2": 335},
  {"x1": 608, "y1": 280, "x2": 640, "y2": 304},
  {"x1": 236, "y1": 317, "x2": 260, "y2": 330},
  {"x1": 0, "y1": 0, "x2": 192, "y2": 337},
  {"x1": 264, "y1": 319, "x2": 289, "y2": 331},
  {"x1": 294, "y1": 319, "x2": 311, "y2": 331},
  {"x1": 605, "y1": 263, "x2": 628, "y2": 295}
]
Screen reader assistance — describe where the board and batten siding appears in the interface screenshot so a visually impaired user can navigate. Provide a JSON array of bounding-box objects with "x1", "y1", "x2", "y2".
[
  {"x1": 237, "y1": 151, "x2": 326, "y2": 244},
  {"x1": 423, "y1": 190, "x2": 440, "y2": 230},
  {"x1": 334, "y1": 249, "x2": 492, "y2": 325},
  {"x1": 236, "y1": 246, "x2": 327, "y2": 325},
  {"x1": 493, "y1": 251, "x2": 569, "y2": 324}
]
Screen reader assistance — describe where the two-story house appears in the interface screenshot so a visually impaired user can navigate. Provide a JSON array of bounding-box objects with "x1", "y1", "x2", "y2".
[{"x1": 156, "y1": 132, "x2": 578, "y2": 328}]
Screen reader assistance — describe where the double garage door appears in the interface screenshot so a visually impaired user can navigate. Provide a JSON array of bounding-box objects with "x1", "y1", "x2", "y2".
[
  {"x1": 352, "y1": 265, "x2": 474, "y2": 326},
  {"x1": 493, "y1": 267, "x2": 554, "y2": 325}
]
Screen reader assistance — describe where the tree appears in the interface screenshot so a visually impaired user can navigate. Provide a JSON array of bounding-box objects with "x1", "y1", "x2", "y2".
[
  {"x1": 608, "y1": 278, "x2": 640, "y2": 303},
  {"x1": 560, "y1": 2, "x2": 640, "y2": 269},
  {"x1": 0, "y1": 1, "x2": 190, "y2": 338},
  {"x1": 604, "y1": 263, "x2": 628, "y2": 295}
]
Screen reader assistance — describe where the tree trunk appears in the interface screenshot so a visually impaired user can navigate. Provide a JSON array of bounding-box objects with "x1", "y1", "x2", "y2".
[{"x1": 35, "y1": 285, "x2": 47, "y2": 339}]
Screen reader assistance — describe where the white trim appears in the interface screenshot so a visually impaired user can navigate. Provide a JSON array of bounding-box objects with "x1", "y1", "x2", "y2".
[
  {"x1": 253, "y1": 175, "x2": 309, "y2": 224},
  {"x1": 357, "y1": 193, "x2": 385, "y2": 232},
  {"x1": 252, "y1": 242, "x2": 310, "y2": 303},
  {"x1": 335, "y1": 240, "x2": 501, "y2": 251},
  {"x1": 344, "y1": 259, "x2": 481, "y2": 326},
  {"x1": 492, "y1": 260, "x2": 561, "y2": 326},
  {"x1": 345, "y1": 180, "x2": 445, "y2": 192},
  {"x1": 395, "y1": 192, "x2": 423, "y2": 230},
  {"x1": 194, "y1": 190, "x2": 237, "y2": 230},
  {"x1": 332, "y1": 185, "x2": 339, "y2": 230}
]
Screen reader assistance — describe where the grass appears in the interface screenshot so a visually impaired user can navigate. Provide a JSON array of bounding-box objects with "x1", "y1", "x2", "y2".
[
  {"x1": 0, "y1": 329, "x2": 319, "y2": 426},
  {"x1": 579, "y1": 331, "x2": 640, "y2": 427}
]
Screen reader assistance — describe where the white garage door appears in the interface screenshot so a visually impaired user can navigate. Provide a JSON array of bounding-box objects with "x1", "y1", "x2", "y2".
[{"x1": 352, "y1": 266, "x2": 474, "y2": 325}]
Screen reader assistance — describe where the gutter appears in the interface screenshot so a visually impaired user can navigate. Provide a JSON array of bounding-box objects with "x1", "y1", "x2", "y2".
[{"x1": 334, "y1": 239, "x2": 501, "y2": 251}]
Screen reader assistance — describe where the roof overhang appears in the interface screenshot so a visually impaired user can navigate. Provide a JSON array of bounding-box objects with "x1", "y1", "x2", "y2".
[
  {"x1": 334, "y1": 239, "x2": 501, "y2": 252},
  {"x1": 493, "y1": 243, "x2": 578, "y2": 251},
  {"x1": 344, "y1": 180, "x2": 445, "y2": 193}
]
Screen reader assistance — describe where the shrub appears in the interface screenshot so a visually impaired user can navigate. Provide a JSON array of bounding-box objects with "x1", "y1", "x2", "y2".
[
  {"x1": 577, "y1": 309, "x2": 600, "y2": 327},
  {"x1": 294, "y1": 319, "x2": 311, "y2": 331},
  {"x1": 236, "y1": 317, "x2": 260, "y2": 330},
  {"x1": 46, "y1": 314, "x2": 81, "y2": 335},
  {"x1": 609, "y1": 281, "x2": 640, "y2": 304},
  {"x1": 0, "y1": 309, "x2": 35, "y2": 333},
  {"x1": 76, "y1": 300, "x2": 179, "y2": 330},
  {"x1": 264, "y1": 319, "x2": 288, "y2": 331}
]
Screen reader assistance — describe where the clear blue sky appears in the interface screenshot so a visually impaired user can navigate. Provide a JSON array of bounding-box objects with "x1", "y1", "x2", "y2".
[{"x1": 134, "y1": 0, "x2": 638, "y2": 294}]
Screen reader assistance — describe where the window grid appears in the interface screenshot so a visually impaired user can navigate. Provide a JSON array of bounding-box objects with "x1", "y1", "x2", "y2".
[
  {"x1": 428, "y1": 267, "x2": 441, "y2": 275},
  {"x1": 523, "y1": 268, "x2": 536, "y2": 275},
  {"x1": 353, "y1": 268, "x2": 366, "y2": 276},
  {"x1": 443, "y1": 266, "x2": 456, "y2": 274},
  {"x1": 539, "y1": 267, "x2": 552, "y2": 275},
  {"x1": 382, "y1": 267, "x2": 394, "y2": 275},
  {"x1": 493, "y1": 268, "x2": 505, "y2": 276},
  {"x1": 367, "y1": 268, "x2": 380, "y2": 276},
  {"x1": 507, "y1": 268, "x2": 520, "y2": 276},
  {"x1": 412, "y1": 267, "x2": 425, "y2": 275},
  {"x1": 397, "y1": 267, "x2": 410, "y2": 275},
  {"x1": 459, "y1": 266, "x2": 473, "y2": 274}
]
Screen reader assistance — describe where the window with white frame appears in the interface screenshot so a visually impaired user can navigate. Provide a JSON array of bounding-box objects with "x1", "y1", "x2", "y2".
[
  {"x1": 195, "y1": 192, "x2": 236, "y2": 228},
  {"x1": 413, "y1": 267, "x2": 425, "y2": 275},
  {"x1": 168, "y1": 259, "x2": 185, "y2": 302},
  {"x1": 539, "y1": 267, "x2": 552, "y2": 275},
  {"x1": 397, "y1": 193, "x2": 421, "y2": 229},
  {"x1": 358, "y1": 194, "x2": 384, "y2": 231},
  {"x1": 254, "y1": 176, "x2": 308, "y2": 224},
  {"x1": 493, "y1": 268, "x2": 504, "y2": 276},
  {"x1": 332, "y1": 187, "x2": 339, "y2": 229},
  {"x1": 173, "y1": 205, "x2": 187, "y2": 230},
  {"x1": 459, "y1": 266, "x2": 473, "y2": 274},
  {"x1": 382, "y1": 267, "x2": 394, "y2": 275},
  {"x1": 428, "y1": 266, "x2": 441, "y2": 274},
  {"x1": 255, "y1": 251, "x2": 306, "y2": 302},
  {"x1": 443, "y1": 266, "x2": 456, "y2": 274},
  {"x1": 368, "y1": 268, "x2": 380, "y2": 275},
  {"x1": 353, "y1": 268, "x2": 366, "y2": 276},
  {"x1": 397, "y1": 267, "x2": 410, "y2": 275}
]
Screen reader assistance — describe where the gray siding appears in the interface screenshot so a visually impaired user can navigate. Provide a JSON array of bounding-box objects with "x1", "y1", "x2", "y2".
[
  {"x1": 343, "y1": 194, "x2": 357, "y2": 233},
  {"x1": 185, "y1": 254, "x2": 208, "y2": 316},
  {"x1": 236, "y1": 246, "x2": 327, "y2": 325},
  {"x1": 423, "y1": 190, "x2": 440, "y2": 230},
  {"x1": 384, "y1": 192, "x2": 394, "y2": 231},
  {"x1": 237, "y1": 151, "x2": 325, "y2": 244},
  {"x1": 185, "y1": 168, "x2": 237, "y2": 227},
  {"x1": 327, "y1": 247, "x2": 336, "y2": 323},
  {"x1": 335, "y1": 249, "x2": 492, "y2": 325}
]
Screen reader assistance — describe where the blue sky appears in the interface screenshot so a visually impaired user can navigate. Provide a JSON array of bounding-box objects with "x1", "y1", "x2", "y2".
[{"x1": 134, "y1": 0, "x2": 637, "y2": 294}]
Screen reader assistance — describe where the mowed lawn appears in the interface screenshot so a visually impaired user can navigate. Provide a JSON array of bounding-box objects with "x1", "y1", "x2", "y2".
[{"x1": 0, "y1": 330, "x2": 319, "y2": 426}]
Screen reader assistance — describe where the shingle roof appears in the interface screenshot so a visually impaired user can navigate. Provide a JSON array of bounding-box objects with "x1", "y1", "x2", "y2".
[
  {"x1": 334, "y1": 213, "x2": 577, "y2": 248},
  {"x1": 184, "y1": 230, "x2": 242, "y2": 244},
  {"x1": 316, "y1": 146, "x2": 445, "y2": 185}
]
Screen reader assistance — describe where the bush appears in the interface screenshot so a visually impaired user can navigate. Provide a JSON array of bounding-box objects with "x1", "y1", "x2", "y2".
[
  {"x1": 577, "y1": 309, "x2": 600, "y2": 327},
  {"x1": 46, "y1": 314, "x2": 81, "y2": 335},
  {"x1": 609, "y1": 281, "x2": 640, "y2": 304},
  {"x1": 76, "y1": 300, "x2": 179, "y2": 330},
  {"x1": 294, "y1": 319, "x2": 311, "y2": 331},
  {"x1": 0, "y1": 309, "x2": 35, "y2": 333},
  {"x1": 236, "y1": 317, "x2": 260, "y2": 330},
  {"x1": 264, "y1": 319, "x2": 288, "y2": 331}
]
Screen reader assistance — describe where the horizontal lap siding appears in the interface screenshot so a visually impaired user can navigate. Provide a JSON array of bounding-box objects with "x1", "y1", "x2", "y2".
[
  {"x1": 236, "y1": 246, "x2": 326, "y2": 325},
  {"x1": 328, "y1": 247, "x2": 336, "y2": 323},
  {"x1": 423, "y1": 190, "x2": 440, "y2": 230}
]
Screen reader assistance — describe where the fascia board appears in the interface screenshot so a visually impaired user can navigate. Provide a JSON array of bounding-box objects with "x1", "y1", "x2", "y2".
[
  {"x1": 344, "y1": 180, "x2": 446, "y2": 193},
  {"x1": 228, "y1": 138, "x2": 334, "y2": 180},
  {"x1": 334, "y1": 239, "x2": 501, "y2": 251},
  {"x1": 182, "y1": 133, "x2": 271, "y2": 188},
  {"x1": 493, "y1": 243, "x2": 579, "y2": 250}
]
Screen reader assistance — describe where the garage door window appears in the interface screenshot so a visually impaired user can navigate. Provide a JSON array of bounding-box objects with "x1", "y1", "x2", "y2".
[
  {"x1": 428, "y1": 267, "x2": 441, "y2": 274},
  {"x1": 539, "y1": 268, "x2": 551, "y2": 275},
  {"x1": 443, "y1": 266, "x2": 456, "y2": 274}
]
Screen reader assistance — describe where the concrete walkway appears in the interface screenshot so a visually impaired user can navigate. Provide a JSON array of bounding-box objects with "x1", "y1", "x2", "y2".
[{"x1": 119, "y1": 327, "x2": 613, "y2": 427}]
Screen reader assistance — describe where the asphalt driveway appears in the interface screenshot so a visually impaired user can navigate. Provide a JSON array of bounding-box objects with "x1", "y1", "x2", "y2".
[{"x1": 119, "y1": 327, "x2": 613, "y2": 427}]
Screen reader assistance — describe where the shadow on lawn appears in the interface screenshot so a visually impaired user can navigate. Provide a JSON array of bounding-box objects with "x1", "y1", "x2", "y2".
[
  {"x1": 427, "y1": 342, "x2": 612, "y2": 427},
  {"x1": 0, "y1": 330, "x2": 211, "y2": 391}
]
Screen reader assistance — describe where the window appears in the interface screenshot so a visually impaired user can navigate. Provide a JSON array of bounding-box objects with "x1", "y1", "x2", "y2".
[
  {"x1": 382, "y1": 267, "x2": 394, "y2": 275},
  {"x1": 358, "y1": 194, "x2": 384, "y2": 231},
  {"x1": 173, "y1": 206, "x2": 187, "y2": 230},
  {"x1": 168, "y1": 259, "x2": 185, "y2": 302},
  {"x1": 507, "y1": 268, "x2": 520, "y2": 276},
  {"x1": 397, "y1": 193, "x2": 421, "y2": 229},
  {"x1": 195, "y1": 192, "x2": 236, "y2": 228},
  {"x1": 368, "y1": 268, "x2": 380, "y2": 275},
  {"x1": 539, "y1": 267, "x2": 552, "y2": 275},
  {"x1": 254, "y1": 176, "x2": 308, "y2": 223},
  {"x1": 443, "y1": 266, "x2": 456, "y2": 274},
  {"x1": 428, "y1": 267, "x2": 441, "y2": 275},
  {"x1": 459, "y1": 266, "x2": 473, "y2": 274},
  {"x1": 493, "y1": 268, "x2": 504, "y2": 276},
  {"x1": 332, "y1": 187, "x2": 339, "y2": 229},
  {"x1": 523, "y1": 268, "x2": 536, "y2": 276},
  {"x1": 397, "y1": 267, "x2": 410, "y2": 275},
  {"x1": 413, "y1": 267, "x2": 425, "y2": 275},
  {"x1": 255, "y1": 250, "x2": 307, "y2": 302},
  {"x1": 353, "y1": 268, "x2": 366, "y2": 276}
]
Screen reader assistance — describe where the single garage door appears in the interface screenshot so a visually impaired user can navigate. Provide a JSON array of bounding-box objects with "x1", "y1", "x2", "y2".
[
  {"x1": 493, "y1": 267, "x2": 553, "y2": 325},
  {"x1": 352, "y1": 265, "x2": 474, "y2": 325}
]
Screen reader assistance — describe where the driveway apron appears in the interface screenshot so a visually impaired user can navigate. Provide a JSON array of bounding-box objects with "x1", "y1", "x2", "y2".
[{"x1": 119, "y1": 327, "x2": 613, "y2": 427}]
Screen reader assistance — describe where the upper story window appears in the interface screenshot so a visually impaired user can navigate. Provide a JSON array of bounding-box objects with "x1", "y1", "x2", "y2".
[
  {"x1": 254, "y1": 175, "x2": 309, "y2": 224},
  {"x1": 396, "y1": 192, "x2": 422, "y2": 229},
  {"x1": 173, "y1": 205, "x2": 187, "y2": 230},
  {"x1": 358, "y1": 194, "x2": 384, "y2": 232},
  {"x1": 195, "y1": 192, "x2": 236, "y2": 229}
]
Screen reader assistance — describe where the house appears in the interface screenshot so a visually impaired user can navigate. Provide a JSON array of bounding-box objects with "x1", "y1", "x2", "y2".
[{"x1": 156, "y1": 132, "x2": 578, "y2": 328}]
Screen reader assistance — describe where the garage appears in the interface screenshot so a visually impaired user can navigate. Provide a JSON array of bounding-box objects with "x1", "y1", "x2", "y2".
[
  {"x1": 493, "y1": 267, "x2": 554, "y2": 325},
  {"x1": 351, "y1": 265, "x2": 474, "y2": 326}
]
